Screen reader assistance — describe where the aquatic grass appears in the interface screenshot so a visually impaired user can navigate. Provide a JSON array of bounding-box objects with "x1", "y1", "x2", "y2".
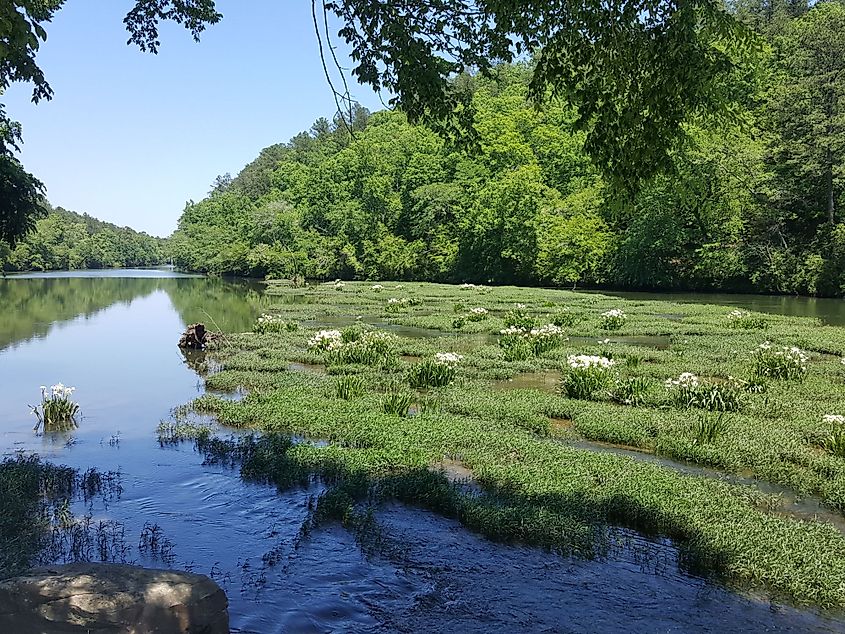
[
  {"x1": 191, "y1": 280, "x2": 845, "y2": 607},
  {"x1": 335, "y1": 375, "x2": 366, "y2": 400},
  {"x1": 381, "y1": 386, "x2": 415, "y2": 417},
  {"x1": 407, "y1": 354, "x2": 462, "y2": 389},
  {"x1": 600, "y1": 309, "x2": 627, "y2": 331},
  {"x1": 692, "y1": 413, "x2": 729, "y2": 445},
  {"x1": 561, "y1": 355, "x2": 615, "y2": 400},
  {"x1": 253, "y1": 313, "x2": 299, "y2": 334},
  {"x1": 31, "y1": 383, "x2": 79, "y2": 433},
  {"x1": 156, "y1": 420, "x2": 213, "y2": 444},
  {"x1": 665, "y1": 374, "x2": 744, "y2": 412},
  {"x1": 609, "y1": 376, "x2": 652, "y2": 406},
  {"x1": 751, "y1": 342, "x2": 808, "y2": 380},
  {"x1": 726, "y1": 310, "x2": 767, "y2": 330}
]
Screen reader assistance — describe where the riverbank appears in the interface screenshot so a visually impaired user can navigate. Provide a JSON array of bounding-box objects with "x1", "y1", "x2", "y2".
[{"x1": 182, "y1": 280, "x2": 845, "y2": 609}]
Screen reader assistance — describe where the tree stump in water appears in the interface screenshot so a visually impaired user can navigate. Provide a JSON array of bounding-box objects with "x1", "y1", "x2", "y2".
[{"x1": 177, "y1": 323, "x2": 218, "y2": 350}]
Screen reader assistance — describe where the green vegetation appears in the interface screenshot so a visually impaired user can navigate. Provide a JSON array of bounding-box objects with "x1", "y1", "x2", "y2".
[
  {"x1": 1, "y1": 205, "x2": 166, "y2": 272},
  {"x1": 168, "y1": 2, "x2": 845, "y2": 296},
  {"x1": 174, "y1": 281, "x2": 845, "y2": 607},
  {"x1": 0, "y1": 455, "x2": 122, "y2": 578},
  {"x1": 31, "y1": 383, "x2": 79, "y2": 433}
]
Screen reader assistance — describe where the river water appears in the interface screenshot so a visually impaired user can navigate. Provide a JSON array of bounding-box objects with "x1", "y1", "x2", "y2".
[{"x1": 1, "y1": 270, "x2": 843, "y2": 632}]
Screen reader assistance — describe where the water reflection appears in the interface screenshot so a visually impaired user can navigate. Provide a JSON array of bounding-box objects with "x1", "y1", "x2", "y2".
[{"x1": 0, "y1": 269, "x2": 267, "y2": 351}]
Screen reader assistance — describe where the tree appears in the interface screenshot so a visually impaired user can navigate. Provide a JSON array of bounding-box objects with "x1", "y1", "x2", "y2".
[
  {"x1": 765, "y1": 1, "x2": 845, "y2": 226},
  {"x1": 1, "y1": 0, "x2": 758, "y2": 246}
]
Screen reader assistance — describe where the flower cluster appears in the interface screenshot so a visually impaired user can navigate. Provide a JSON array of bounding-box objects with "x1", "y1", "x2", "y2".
[
  {"x1": 308, "y1": 329, "x2": 343, "y2": 351},
  {"x1": 371, "y1": 284, "x2": 384, "y2": 292},
  {"x1": 600, "y1": 308, "x2": 626, "y2": 330},
  {"x1": 459, "y1": 283, "x2": 479, "y2": 290},
  {"x1": 824, "y1": 414, "x2": 845, "y2": 425},
  {"x1": 726, "y1": 309, "x2": 766, "y2": 330},
  {"x1": 334, "y1": 279, "x2": 345, "y2": 290},
  {"x1": 466, "y1": 306, "x2": 489, "y2": 322},
  {"x1": 561, "y1": 355, "x2": 615, "y2": 399},
  {"x1": 254, "y1": 313, "x2": 298, "y2": 334},
  {"x1": 752, "y1": 342, "x2": 808, "y2": 380},
  {"x1": 42, "y1": 383, "x2": 76, "y2": 399},
  {"x1": 567, "y1": 355, "x2": 615, "y2": 370},
  {"x1": 498, "y1": 323, "x2": 566, "y2": 360},
  {"x1": 664, "y1": 372, "x2": 699, "y2": 389},
  {"x1": 665, "y1": 373, "x2": 743, "y2": 411},
  {"x1": 33, "y1": 383, "x2": 80, "y2": 432},
  {"x1": 434, "y1": 352, "x2": 463, "y2": 366}
]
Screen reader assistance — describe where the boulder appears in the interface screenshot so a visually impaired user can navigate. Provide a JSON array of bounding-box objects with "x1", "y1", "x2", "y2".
[{"x1": 0, "y1": 563, "x2": 228, "y2": 633}]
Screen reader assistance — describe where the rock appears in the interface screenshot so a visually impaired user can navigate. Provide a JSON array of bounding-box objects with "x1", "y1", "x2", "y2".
[
  {"x1": 177, "y1": 323, "x2": 219, "y2": 350},
  {"x1": 0, "y1": 563, "x2": 229, "y2": 633}
]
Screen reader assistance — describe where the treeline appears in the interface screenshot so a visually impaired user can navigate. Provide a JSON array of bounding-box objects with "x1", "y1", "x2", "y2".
[
  {"x1": 1, "y1": 206, "x2": 166, "y2": 272},
  {"x1": 170, "y1": 0, "x2": 845, "y2": 296}
]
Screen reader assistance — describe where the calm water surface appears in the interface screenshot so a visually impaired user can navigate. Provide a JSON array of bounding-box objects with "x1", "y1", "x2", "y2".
[{"x1": 1, "y1": 270, "x2": 843, "y2": 632}]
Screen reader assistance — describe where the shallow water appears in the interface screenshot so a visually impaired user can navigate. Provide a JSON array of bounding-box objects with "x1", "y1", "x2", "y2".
[
  {"x1": 598, "y1": 289, "x2": 845, "y2": 326},
  {"x1": 2, "y1": 271, "x2": 844, "y2": 631}
]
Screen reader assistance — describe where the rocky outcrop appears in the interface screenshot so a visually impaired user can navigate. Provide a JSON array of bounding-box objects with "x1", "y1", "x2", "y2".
[
  {"x1": 177, "y1": 323, "x2": 220, "y2": 350},
  {"x1": 0, "y1": 563, "x2": 228, "y2": 633}
]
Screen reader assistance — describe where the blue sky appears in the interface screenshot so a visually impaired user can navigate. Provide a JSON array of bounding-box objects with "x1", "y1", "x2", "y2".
[{"x1": 4, "y1": 0, "x2": 383, "y2": 237}]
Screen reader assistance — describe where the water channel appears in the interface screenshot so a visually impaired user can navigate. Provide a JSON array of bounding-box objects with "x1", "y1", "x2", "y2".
[{"x1": 1, "y1": 270, "x2": 843, "y2": 632}]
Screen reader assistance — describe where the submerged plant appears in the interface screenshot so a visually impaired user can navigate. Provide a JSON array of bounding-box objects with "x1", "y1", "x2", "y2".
[
  {"x1": 751, "y1": 342, "x2": 808, "y2": 380},
  {"x1": 600, "y1": 308, "x2": 626, "y2": 330},
  {"x1": 335, "y1": 375, "x2": 366, "y2": 400},
  {"x1": 561, "y1": 355, "x2": 615, "y2": 400},
  {"x1": 31, "y1": 384, "x2": 79, "y2": 433}
]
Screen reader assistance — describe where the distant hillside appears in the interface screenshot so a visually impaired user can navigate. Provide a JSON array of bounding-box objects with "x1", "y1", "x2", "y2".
[{"x1": 1, "y1": 204, "x2": 167, "y2": 272}]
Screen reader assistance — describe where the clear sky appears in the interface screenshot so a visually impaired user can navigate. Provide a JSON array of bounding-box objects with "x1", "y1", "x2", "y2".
[{"x1": 3, "y1": 0, "x2": 384, "y2": 237}]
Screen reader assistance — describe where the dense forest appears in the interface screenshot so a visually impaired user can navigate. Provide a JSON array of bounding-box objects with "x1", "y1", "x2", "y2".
[
  {"x1": 0, "y1": 206, "x2": 166, "y2": 272},
  {"x1": 168, "y1": 1, "x2": 845, "y2": 296}
]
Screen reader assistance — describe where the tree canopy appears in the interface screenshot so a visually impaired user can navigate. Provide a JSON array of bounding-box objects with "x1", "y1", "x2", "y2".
[{"x1": 1, "y1": 0, "x2": 759, "y2": 247}]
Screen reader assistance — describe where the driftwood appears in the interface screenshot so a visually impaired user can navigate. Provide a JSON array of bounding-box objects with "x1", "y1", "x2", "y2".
[{"x1": 177, "y1": 323, "x2": 220, "y2": 350}]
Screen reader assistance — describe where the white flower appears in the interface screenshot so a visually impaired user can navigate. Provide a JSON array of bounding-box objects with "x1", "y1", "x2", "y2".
[
  {"x1": 728, "y1": 309, "x2": 750, "y2": 320},
  {"x1": 371, "y1": 284, "x2": 384, "y2": 291},
  {"x1": 515, "y1": 303, "x2": 526, "y2": 309},
  {"x1": 459, "y1": 283, "x2": 477, "y2": 290},
  {"x1": 601, "y1": 308, "x2": 626, "y2": 319},
  {"x1": 841, "y1": 357, "x2": 845, "y2": 365},
  {"x1": 387, "y1": 297, "x2": 403, "y2": 304},
  {"x1": 499, "y1": 326, "x2": 527, "y2": 336},
  {"x1": 470, "y1": 307, "x2": 488, "y2": 315},
  {"x1": 567, "y1": 354, "x2": 614, "y2": 370},
  {"x1": 308, "y1": 330, "x2": 343, "y2": 351},
  {"x1": 529, "y1": 324, "x2": 564, "y2": 338},
  {"x1": 434, "y1": 352, "x2": 463, "y2": 366},
  {"x1": 665, "y1": 372, "x2": 699, "y2": 389},
  {"x1": 597, "y1": 338, "x2": 610, "y2": 345},
  {"x1": 334, "y1": 281, "x2": 345, "y2": 289},
  {"x1": 824, "y1": 414, "x2": 845, "y2": 424}
]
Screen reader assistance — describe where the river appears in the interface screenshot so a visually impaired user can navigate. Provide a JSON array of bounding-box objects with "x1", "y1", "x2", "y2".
[{"x1": 1, "y1": 270, "x2": 843, "y2": 632}]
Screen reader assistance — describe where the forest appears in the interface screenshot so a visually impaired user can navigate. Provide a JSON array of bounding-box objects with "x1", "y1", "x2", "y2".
[
  {"x1": 169, "y1": 1, "x2": 845, "y2": 295},
  {"x1": 0, "y1": 205, "x2": 166, "y2": 272}
]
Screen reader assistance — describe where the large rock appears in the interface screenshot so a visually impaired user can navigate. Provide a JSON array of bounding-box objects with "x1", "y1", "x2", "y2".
[{"x1": 0, "y1": 563, "x2": 228, "y2": 633}]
